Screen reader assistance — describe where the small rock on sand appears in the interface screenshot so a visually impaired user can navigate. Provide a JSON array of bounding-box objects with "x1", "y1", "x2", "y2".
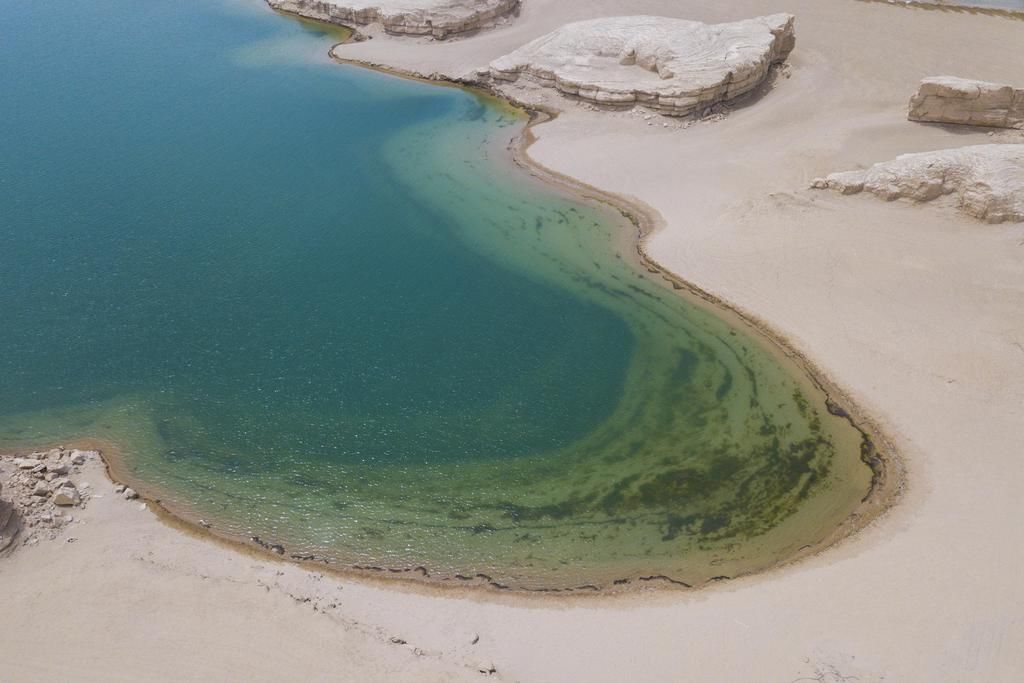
[{"x1": 53, "y1": 489, "x2": 80, "y2": 506}]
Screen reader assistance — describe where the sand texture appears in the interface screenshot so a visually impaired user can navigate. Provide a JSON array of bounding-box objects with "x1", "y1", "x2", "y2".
[
  {"x1": 486, "y1": 14, "x2": 795, "y2": 115},
  {"x1": 4, "y1": 0, "x2": 1024, "y2": 681}
]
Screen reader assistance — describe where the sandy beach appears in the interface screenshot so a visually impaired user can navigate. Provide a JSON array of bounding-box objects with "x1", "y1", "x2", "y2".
[{"x1": 3, "y1": 0, "x2": 1024, "y2": 680}]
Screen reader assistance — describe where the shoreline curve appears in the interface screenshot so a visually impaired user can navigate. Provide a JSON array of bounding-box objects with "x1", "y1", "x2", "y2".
[{"x1": 3, "y1": 16, "x2": 904, "y2": 600}]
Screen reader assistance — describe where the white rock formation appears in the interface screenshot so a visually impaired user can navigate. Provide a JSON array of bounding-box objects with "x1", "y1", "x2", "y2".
[
  {"x1": 909, "y1": 76, "x2": 1024, "y2": 129},
  {"x1": 486, "y1": 14, "x2": 795, "y2": 116},
  {"x1": 266, "y1": 0, "x2": 519, "y2": 39},
  {"x1": 811, "y1": 144, "x2": 1024, "y2": 224}
]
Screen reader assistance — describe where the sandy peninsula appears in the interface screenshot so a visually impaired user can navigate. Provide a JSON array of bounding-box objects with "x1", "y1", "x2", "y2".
[{"x1": 3, "y1": 0, "x2": 1024, "y2": 681}]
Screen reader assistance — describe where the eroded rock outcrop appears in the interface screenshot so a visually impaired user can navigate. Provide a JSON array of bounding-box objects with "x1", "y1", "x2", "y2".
[
  {"x1": 266, "y1": 0, "x2": 519, "y2": 39},
  {"x1": 909, "y1": 77, "x2": 1024, "y2": 129},
  {"x1": 811, "y1": 144, "x2": 1024, "y2": 224},
  {"x1": 486, "y1": 14, "x2": 795, "y2": 116}
]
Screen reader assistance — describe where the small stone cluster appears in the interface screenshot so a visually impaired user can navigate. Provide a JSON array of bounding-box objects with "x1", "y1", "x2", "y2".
[
  {"x1": 0, "y1": 447, "x2": 135, "y2": 551},
  {"x1": 0, "y1": 448, "x2": 90, "y2": 549}
]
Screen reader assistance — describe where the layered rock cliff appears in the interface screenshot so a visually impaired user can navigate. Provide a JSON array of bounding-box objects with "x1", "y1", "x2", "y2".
[
  {"x1": 909, "y1": 76, "x2": 1024, "y2": 129},
  {"x1": 811, "y1": 144, "x2": 1024, "y2": 224},
  {"x1": 267, "y1": 0, "x2": 519, "y2": 40},
  {"x1": 486, "y1": 14, "x2": 796, "y2": 116}
]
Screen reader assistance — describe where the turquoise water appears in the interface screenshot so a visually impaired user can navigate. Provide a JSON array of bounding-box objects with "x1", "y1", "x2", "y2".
[{"x1": 0, "y1": 0, "x2": 874, "y2": 589}]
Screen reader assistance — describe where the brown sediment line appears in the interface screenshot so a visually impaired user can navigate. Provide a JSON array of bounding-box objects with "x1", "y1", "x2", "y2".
[
  {"x1": 856, "y1": 0, "x2": 1024, "y2": 19},
  {"x1": 1, "y1": 33, "x2": 904, "y2": 600}
]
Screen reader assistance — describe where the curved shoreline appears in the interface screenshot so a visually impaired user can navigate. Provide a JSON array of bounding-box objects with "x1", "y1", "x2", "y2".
[
  {"x1": 3, "y1": 20, "x2": 904, "y2": 598},
  {"x1": 312, "y1": 37, "x2": 905, "y2": 592},
  {"x1": 324, "y1": 40, "x2": 904, "y2": 483},
  {"x1": 0, "y1": 29, "x2": 904, "y2": 599},
  {"x1": 7, "y1": 1, "x2": 1024, "y2": 679}
]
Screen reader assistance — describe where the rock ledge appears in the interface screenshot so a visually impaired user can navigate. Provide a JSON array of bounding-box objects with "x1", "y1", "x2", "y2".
[
  {"x1": 266, "y1": 0, "x2": 519, "y2": 40},
  {"x1": 909, "y1": 76, "x2": 1024, "y2": 130},
  {"x1": 811, "y1": 144, "x2": 1024, "y2": 224},
  {"x1": 486, "y1": 14, "x2": 795, "y2": 116}
]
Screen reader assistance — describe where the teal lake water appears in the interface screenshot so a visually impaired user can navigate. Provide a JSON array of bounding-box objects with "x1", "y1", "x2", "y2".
[{"x1": 0, "y1": 0, "x2": 875, "y2": 589}]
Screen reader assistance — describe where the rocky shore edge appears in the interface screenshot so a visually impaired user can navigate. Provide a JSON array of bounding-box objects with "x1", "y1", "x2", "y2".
[{"x1": 0, "y1": 446, "x2": 142, "y2": 555}]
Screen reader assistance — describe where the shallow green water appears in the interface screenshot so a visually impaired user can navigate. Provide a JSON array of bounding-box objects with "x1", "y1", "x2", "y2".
[{"x1": 0, "y1": 0, "x2": 874, "y2": 589}]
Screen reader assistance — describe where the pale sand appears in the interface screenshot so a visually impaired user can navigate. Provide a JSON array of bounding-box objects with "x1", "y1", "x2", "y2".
[{"x1": 3, "y1": 0, "x2": 1024, "y2": 680}]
